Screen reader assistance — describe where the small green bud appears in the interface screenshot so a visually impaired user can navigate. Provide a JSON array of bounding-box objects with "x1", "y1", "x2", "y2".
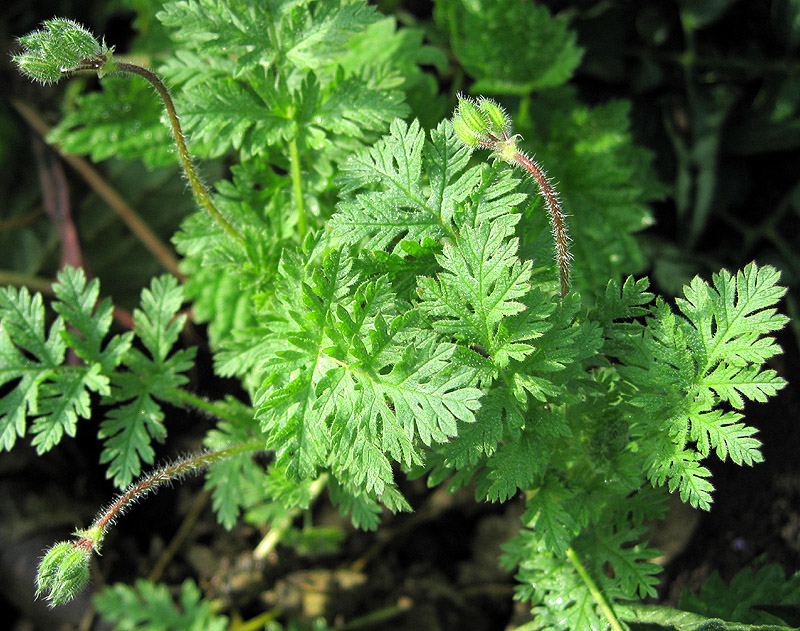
[
  {"x1": 36, "y1": 541, "x2": 91, "y2": 606},
  {"x1": 452, "y1": 95, "x2": 491, "y2": 147},
  {"x1": 478, "y1": 98, "x2": 512, "y2": 138},
  {"x1": 14, "y1": 18, "x2": 104, "y2": 84}
]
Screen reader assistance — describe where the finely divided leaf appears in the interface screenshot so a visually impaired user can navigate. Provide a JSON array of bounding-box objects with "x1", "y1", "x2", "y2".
[
  {"x1": 51, "y1": 267, "x2": 130, "y2": 371},
  {"x1": 650, "y1": 450, "x2": 714, "y2": 511},
  {"x1": 332, "y1": 118, "x2": 433, "y2": 250},
  {"x1": 257, "y1": 249, "x2": 482, "y2": 499},
  {"x1": 678, "y1": 263, "x2": 788, "y2": 369},
  {"x1": 688, "y1": 410, "x2": 762, "y2": 465},
  {"x1": 132, "y1": 275, "x2": 188, "y2": 363},
  {"x1": 204, "y1": 406, "x2": 268, "y2": 529},
  {"x1": 609, "y1": 264, "x2": 786, "y2": 503},
  {"x1": 506, "y1": 534, "x2": 605, "y2": 631},
  {"x1": 0, "y1": 268, "x2": 130, "y2": 454},
  {"x1": 332, "y1": 119, "x2": 528, "y2": 253},
  {"x1": 483, "y1": 428, "x2": 545, "y2": 502},
  {"x1": 418, "y1": 216, "x2": 552, "y2": 368},
  {"x1": 178, "y1": 70, "x2": 303, "y2": 158},
  {"x1": 160, "y1": 0, "x2": 399, "y2": 162},
  {"x1": 702, "y1": 363, "x2": 786, "y2": 409},
  {"x1": 423, "y1": 120, "x2": 481, "y2": 226},
  {"x1": 326, "y1": 333, "x2": 482, "y2": 495},
  {"x1": 336, "y1": 117, "x2": 426, "y2": 200},
  {"x1": 95, "y1": 579, "x2": 227, "y2": 631},
  {"x1": 159, "y1": 0, "x2": 379, "y2": 74},
  {"x1": 316, "y1": 71, "x2": 407, "y2": 139},
  {"x1": 29, "y1": 366, "x2": 101, "y2": 452},
  {"x1": 48, "y1": 76, "x2": 174, "y2": 168},
  {"x1": 590, "y1": 523, "x2": 661, "y2": 600},
  {"x1": 256, "y1": 250, "x2": 355, "y2": 480},
  {"x1": 100, "y1": 276, "x2": 194, "y2": 487},
  {"x1": 0, "y1": 289, "x2": 65, "y2": 450},
  {"x1": 435, "y1": 0, "x2": 583, "y2": 94},
  {"x1": 678, "y1": 264, "x2": 787, "y2": 466}
]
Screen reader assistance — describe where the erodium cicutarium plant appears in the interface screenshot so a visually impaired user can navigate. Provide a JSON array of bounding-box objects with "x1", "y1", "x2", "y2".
[{"x1": 7, "y1": 7, "x2": 790, "y2": 630}]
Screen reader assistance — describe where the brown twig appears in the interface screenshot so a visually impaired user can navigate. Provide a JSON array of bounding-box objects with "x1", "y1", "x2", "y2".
[{"x1": 11, "y1": 99, "x2": 184, "y2": 279}]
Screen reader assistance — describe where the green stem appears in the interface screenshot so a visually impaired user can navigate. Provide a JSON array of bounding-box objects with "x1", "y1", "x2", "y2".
[
  {"x1": 334, "y1": 599, "x2": 412, "y2": 631},
  {"x1": 170, "y1": 388, "x2": 251, "y2": 424},
  {"x1": 252, "y1": 473, "x2": 328, "y2": 559},
  {"x1": 288, "y1": 136, "x2": 307, "y2": 237},
  {"x1": 566, "y1": 546, "x2": 625, "y2": 631},
  {"x1": 229, "y1": 608, "x2": 283, "y2": 631},
  {"x1": 113, "y1": 61, "x2": 245, "y2": 245},
  {"x1": 0, "y1": 269, "x2": 54, "y2": 294}
]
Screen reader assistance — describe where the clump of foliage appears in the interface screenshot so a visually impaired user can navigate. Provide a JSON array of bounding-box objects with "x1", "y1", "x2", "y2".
[{"x1": 4, "y1": 1, "x2": 790, "y2": 629}]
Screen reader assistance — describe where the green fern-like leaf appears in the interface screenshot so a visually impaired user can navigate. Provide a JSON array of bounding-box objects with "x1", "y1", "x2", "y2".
[
  {"x1": 158, "y1": 0, "x2": 406, "y2": 161},
  {"x1": 418, "y1": 215, "x2": 548, "y2": 367},
  {"x1": 49, "y1": 76, "x2": 175, "y2": 168},
  {"x1": 503, "y1": 491, "x2": 664, "y2": 631},
  {"x1": 51, "y1": 267, "x2": 130, "y2": 371},
  {"x1": 158, "y1": 0, "x2": 380, "y2": 75},
  {"x1": 434, "y1": 0, "x2": 583, "y2": 95},
  {"x1": 100, "y1": 276, "x2": 195, "y2": 488},
  {"x1": 203, "y1": 404, "x2": 265, "y2": 529},
  {"x1": 94, "y1": 579, "x2": 228, "y2": 631},
  {"x1": 255, "y1": 249, "x2": 355, "y2": 481},
  {"x1": 0, "y1": 268, "x2": 131, "y2": 453},
  {"x1": 332, "y1": 119, "x2": 527, "y2": 252},
  {"x1": 506, "y1": 538, "x2": 605, "y2": 631},
  {"x1": 325, "y1": 330, "x2": 482, "y2": 494},
  {"x1": 256, "y1": 247, "x2": 482, "y2": 499},
  {"x1": 678, "y1": 563, "x2": 800, "y2": 626},
  {"x1": 602, "y1": 263, "x2": 786, "y2": 508},
  {"x1": 678, "y1": 264, "x2": 788, "y2": 368},
  {"x1": 679, "y1": 264, "x2": 788, "y2": 417},
  {"x1": 0, "y1": 288, "x2": 65, "y2": 451}
]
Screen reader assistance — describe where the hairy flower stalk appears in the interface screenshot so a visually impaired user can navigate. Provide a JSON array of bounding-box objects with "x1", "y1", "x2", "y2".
[
  {"x1": 36, "y1": 441, "x2": 261, "y2": 605},
  {"x1": 13, "y1": 19, "x2": 245, "y2": 245},
  {"x1": 452, "y1": 95, "x2": 572, "y2": 297}
]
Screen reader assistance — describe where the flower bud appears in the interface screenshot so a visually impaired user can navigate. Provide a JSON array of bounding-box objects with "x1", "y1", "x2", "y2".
[
  {"x1": 36, "y1": 541, "x2": 91, "y2": 606},
  {"x1": 478, "y1": 98, "x2": 512, "y2": 139},
  {"x1": 14, "y1": 19, "x2": 103, "y2": 84},
  {"x1": 452, "y1": 95, "x2": 491, "y2": 147}
]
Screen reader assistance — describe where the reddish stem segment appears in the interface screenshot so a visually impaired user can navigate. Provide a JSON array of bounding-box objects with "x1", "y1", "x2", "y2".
[
  {"x1": 477, "y1": 129, "x2": 572, "y2": 298},
  {"x1": 512, "y1": 151, "x2": 572, "y2": 298},
  {"x1": 77, "y1": 441, "x2": 262, "y2": 551}
]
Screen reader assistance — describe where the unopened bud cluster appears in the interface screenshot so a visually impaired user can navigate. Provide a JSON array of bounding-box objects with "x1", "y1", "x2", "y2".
[
  {"x1": 13, "y1": 18, "x2": 110, "y2": 84},
  {"x1": 452, "y1": 95, "x2": 522, "y2": 164},
  {"x1": 36, "y1": 539, "x2": 92, "y2": 606}
]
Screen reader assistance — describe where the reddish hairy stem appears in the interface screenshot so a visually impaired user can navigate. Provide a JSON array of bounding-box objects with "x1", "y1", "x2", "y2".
[
  {"x1": 512, "y1": 151, "x2": 572, "y2": 298},
  {"x1": 79, "y1": 441, "x2": 262, "y2": 551}
]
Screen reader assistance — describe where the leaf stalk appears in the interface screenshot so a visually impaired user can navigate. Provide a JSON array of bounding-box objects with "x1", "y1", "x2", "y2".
[
  {"x1": 566, "y1": 545, "x2": 625, "y2": 631},
  {"x1": 112, "y1": 61, "x2": 245, "y2": 245},
  {"x1": 288, "y1": 135, "x2": 307, "y2": 237}
]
